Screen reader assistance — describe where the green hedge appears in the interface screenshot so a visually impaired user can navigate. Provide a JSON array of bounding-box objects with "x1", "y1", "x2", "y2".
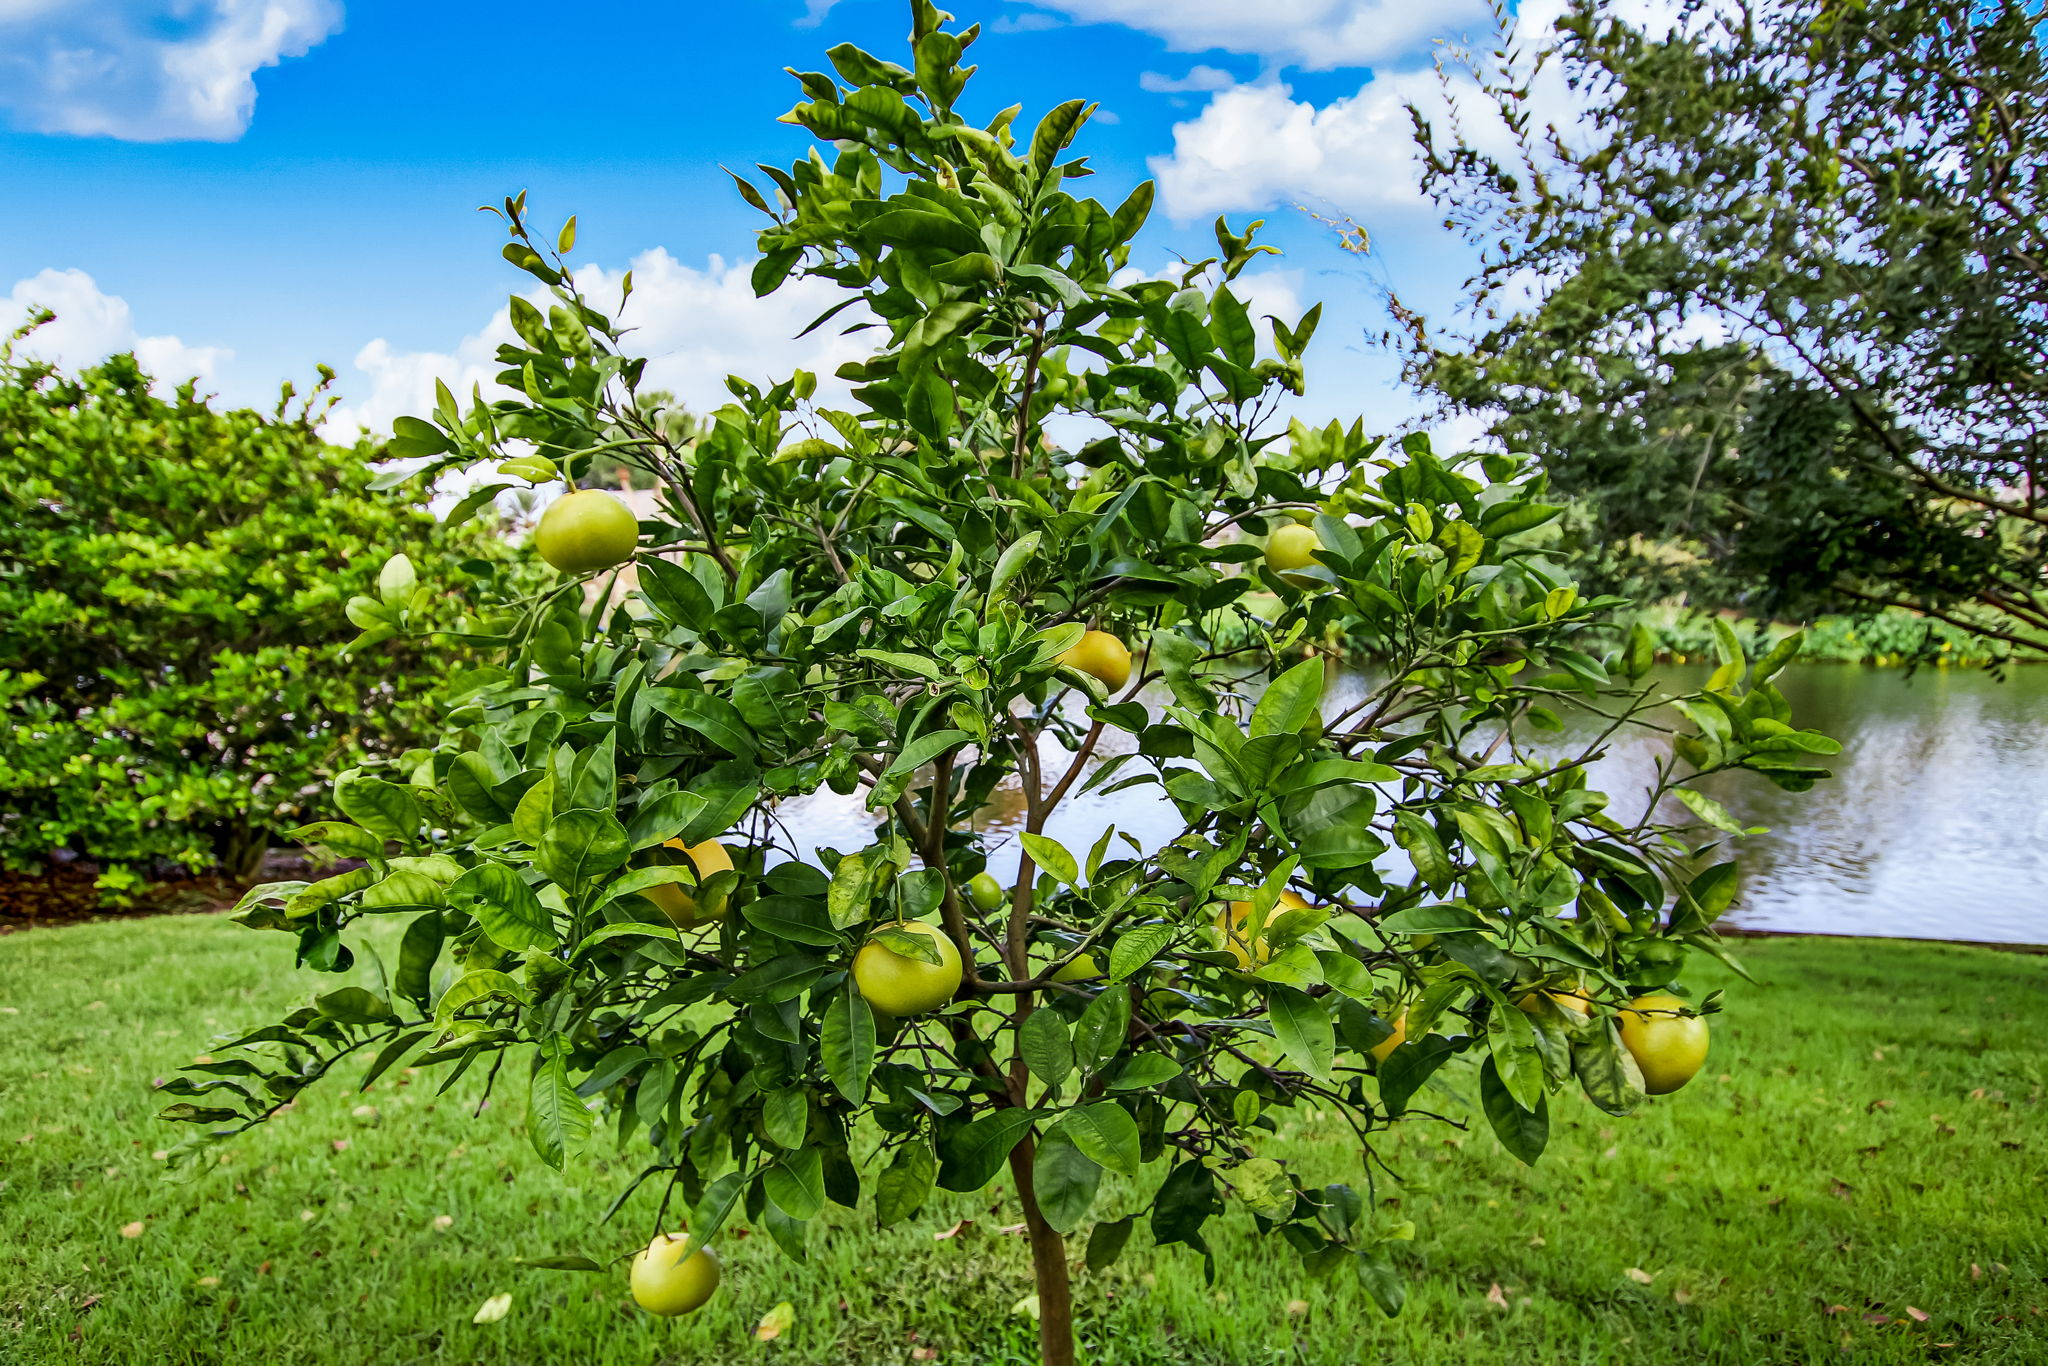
[{"x1": 0, "y1": 326, "x2": 520, "y2": 898}]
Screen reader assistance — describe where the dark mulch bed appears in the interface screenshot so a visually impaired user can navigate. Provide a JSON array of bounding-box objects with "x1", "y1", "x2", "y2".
[{"x1": 0, "y1": 851, "x2": 334, "y2": 934}]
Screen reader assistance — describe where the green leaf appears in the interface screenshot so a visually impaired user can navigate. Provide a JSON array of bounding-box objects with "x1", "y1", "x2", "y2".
[
  {"x1": 827, "y1": 846, "x2": 887, "y2": 928},
  {"x1": 395, "y1": 911, "x2": 444, "y2": 1010},
  {"x1": 1020, "y1": 832, "x2": 1079, "y2": 885},
  {"x1": 1055, "y1": 1102, "x2": 1140, "y2": 1178},
  {"x1": 1378, "y1": 904, "x2": 1486, "y2": 935},
  {"x1": 534, "y1": 810, "x2": 631, "y2": 888},
  {"x1": 937, "y1": 1109, "x2": 1038, "y2": 1192},
  {"x1": 883, "y1": 728, "x2": 971, "y2": 779},
  {"x1": 1267, "y1": 984, "x2": 1335, "y2": 1079},
  {"x1": 821, "y1": 985, "x2": 876, "y2": 1104},
  {"x1": 876, "y1": 1138, "x2": 936, "y2": 1227},
  {"x1": 526, "y1": 1044, "x2": 593, "y2": 1170},
  {"x1": 445, "y1": 863, "x2": 558, "y2": 950},
  {"x1": 1377, "y1": 1033, "x2": 1457, "y2": 1115},
  {"x1": 1391, "y1": 812, "x2": 1454, "y2": 893},
  {"x1": 1682, "y1": 860, "x2": 1740, "y2": 923},
  {"x1": 762, "y1": 1088, "x2": 808, "y2": 1149},
  {"x1": 1071, "y1": 984, "x2": 1130, "y2": 1075},
  {"x1": 1249, "y1": 657, "x2": 1325, "y2": 738},
  {"x1": 434, "y1": 968, "x2": 528, "y2": 1023},
  {"x1": 1485, "y1": 996, "x2": 1545, "y2": 1111},
  {"x1": 647, "y1": 688, "x2": 757, "y2": 756},
  {"x1": 853, "y1": 648, "x2": 946, "y2": 681},
  {"x1": 314, "y1": 987, "x2": 392, "y2": 1025},
  {"x1": 742, "y1": 895, "x2": 841, "y2": 947},
  {"x1": 1020, "y1": 1009, "x2": 1074, "y2": 1089},
  {"x1": 1086, "y1": 1215, "x2": 1135, "y2": 1271},
  {"x1": 289, "y1": 821, "x2": 385, "y2": 860},
  {"x1": 764, "y1": 1148, "x2": 826, "y2": 1220},
  {"x1": 1032, "y1": 1132, "x2": 1101, "y2": 1234},
  {"x1": 1572, "y1": 1020, "x2": 1646, "y2": 1116},
  {"x1": 1111, "y1": 1054, "x2": 1186, "y2": 1096},
  {"x1": 1675, "y1": 787, "x2": 1748, "y2": 836},
  {"x1": 1479, "y1": 1055, "x2": 1548, "y2": 1165},
  {"x1": 1356, "y1": 1246, "x2": 1406, "y2": 1317},
  {"x1": 1108, "y1": 924, "x2": 1172, "y2": 981},
  {"x1": 334, "y1": 773, "x2": 420, "y2": 843},
  {"x1": 1029, "y1": 97, "x2": 1090, "y2": 174}
]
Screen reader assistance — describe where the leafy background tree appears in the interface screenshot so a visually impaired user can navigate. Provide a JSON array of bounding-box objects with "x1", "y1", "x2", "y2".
[
  {"x1": 1395, "y1": 0, "x2": 2048, "y2": 657},
  {"x1": 0, "y1": 326, "x2": 523, "y2": 899},
  {"x1": 164, "y1": 8, "x2": 1831, "y2": 1365}
]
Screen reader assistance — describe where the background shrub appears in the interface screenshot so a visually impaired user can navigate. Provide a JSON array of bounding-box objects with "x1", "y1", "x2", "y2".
[{"x1": 0, "y1": 321, "x2": 522, "y2": 896}]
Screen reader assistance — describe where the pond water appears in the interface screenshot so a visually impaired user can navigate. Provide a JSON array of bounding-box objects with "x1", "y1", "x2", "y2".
[{"x1": 773, "y1": 663, "x2": 2048, "y2": 946}]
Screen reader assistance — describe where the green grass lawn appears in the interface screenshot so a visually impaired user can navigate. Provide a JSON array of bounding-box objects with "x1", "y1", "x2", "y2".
[{"x1": 1, "y1": 916, "x2": 2043, "y2": 1365}]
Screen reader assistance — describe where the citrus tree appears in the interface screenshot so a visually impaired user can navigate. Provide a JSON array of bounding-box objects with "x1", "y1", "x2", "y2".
[
  {"x1": 166, "y1": 7, "x2": 1836, "y2": 1362},
  {"x1": 0, "y1": 335, "x2": 523, "y2": 896}
]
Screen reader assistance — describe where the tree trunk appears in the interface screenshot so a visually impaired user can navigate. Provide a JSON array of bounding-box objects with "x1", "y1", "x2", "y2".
[{"x1": 1007, "y1": 1134, "x2": 1076, "y2": 1366}]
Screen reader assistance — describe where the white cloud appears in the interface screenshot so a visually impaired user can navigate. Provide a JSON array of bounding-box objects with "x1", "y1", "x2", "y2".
[
  {"x1": 1144, "y1": 0, "x2": 1701, "y2": 220},
  {"x1": 1149, "y1": 71, "x2": 1465, "y2": 220},
  {"x1": 324, "y1": 248, "x2": 876, "y2": 441},
  {"x1": 1017, "y1": 0, "x2": 1491, "y2": 71},
  {"x1": 1138, "y1": 65, "x2": 1237, "y2": 94},
  {"x1": 0, "y1": 0, "x2": 341, "y2": 141},
  {"x1": 3, "y1": 267, "x2": 229, "y2": 390}
]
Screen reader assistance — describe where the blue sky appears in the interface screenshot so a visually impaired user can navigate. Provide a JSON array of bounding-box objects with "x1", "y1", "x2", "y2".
[{"x1": 0, "y1": 0, "x2": 1560, "y2": 437}]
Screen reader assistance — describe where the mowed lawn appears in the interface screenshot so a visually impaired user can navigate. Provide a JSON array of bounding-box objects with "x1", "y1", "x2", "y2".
[{"x1": 1, "y1": 915, "x2": 2043, "y2": 1365}]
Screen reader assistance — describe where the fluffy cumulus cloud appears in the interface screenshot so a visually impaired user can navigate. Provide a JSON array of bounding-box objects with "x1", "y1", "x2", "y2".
[
  {"x1": 1149, "y1": 70, "x2": 1460, "y2": 220},
  {"x1": 323, "y1": 248, "x2": 877, "y2": 441},
  {"x1": 1022, "y1": 0, "x2": 1491, "y2": 70},
  {"x1": 0, "y1": 0, "x2": 341, "y2": 141},
  {"x1": 3, "y1": 267, "x2": 230, "y2": 388},
  {"x1": 1145, "y1": 0, "x2": 1695, "y2": 220}
]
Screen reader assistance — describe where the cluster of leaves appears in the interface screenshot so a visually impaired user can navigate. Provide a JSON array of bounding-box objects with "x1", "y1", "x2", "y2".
[
  {"x1": 167, "y1": 5, "x2": 1834, "y2": 1355},
  {"x1": 1394, "y1": 0, "x2": 2048, "y2": 657},
  {"x1": 0, "y1": 330, "x2": 526, "y2": 893}
]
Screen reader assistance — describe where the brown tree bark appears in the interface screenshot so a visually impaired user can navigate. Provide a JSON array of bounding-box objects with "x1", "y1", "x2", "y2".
[{"x1": 1006, "y1": 1133, "x2": 1076, "y2": 1366}]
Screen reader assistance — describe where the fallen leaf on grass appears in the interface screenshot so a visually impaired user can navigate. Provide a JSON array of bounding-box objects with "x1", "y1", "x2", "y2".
[
  {"x1": 910, "y1": 1350, "x2": 937, "y2": 1362},
  {"x1": 1905, "y1": 1306, "x2": 1930, "y2": 1322},
  {"x1": 473, "y1": 1293, "x2": 513, "y2": 1324},
  {"x1": 933, "y1": 1219, "x2": 972, "y2": 1241},
  {"x1": 1285, "y1": 1299, "x2": 1309, "y2": 1317},
  {"x1": 1012, "y1": 1294, "x2": 1040, "y2": 1320},
  {"x1": 1625, "y1": 1268, "x2": 1655, "y2": 1285},
  {"x1": 1486, "y1": 1283, "x2": 1510, "y2": 1307},
  {"x1": 119, "y1": 1221, "x2": 144, "y2": 1239},
  {"x1": 755, "y1": 1301, "x2": 795, "y2": 1341}
]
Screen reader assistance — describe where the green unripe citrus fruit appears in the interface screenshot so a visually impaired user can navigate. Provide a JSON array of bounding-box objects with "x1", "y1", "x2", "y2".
[
  {"x1": 853, "y1": 922, "x2": 963, "y2": 1016},
  {"x1": 965, "y1": 871, "x2": 1006, "y2": 914},
  {"x1": 534, "y1": 489, "x2": 639, "y2": 572},
  {"x1": 629, "y1": 1234, "x2": 720, "y2": 1315},
  {"x1": 1265, "y1": 523, "x2": 1322, "y2": 584},
  {"x1": 1616, "y1": 992, "x2": 1709, "y2": 1094}
]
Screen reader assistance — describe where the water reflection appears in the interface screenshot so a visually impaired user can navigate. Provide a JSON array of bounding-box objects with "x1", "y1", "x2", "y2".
[{"x1": 770, "y1": 664, "x2": 2048, "y2": 945}]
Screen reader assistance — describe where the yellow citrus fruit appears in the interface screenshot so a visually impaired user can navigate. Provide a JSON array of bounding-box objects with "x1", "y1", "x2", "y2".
[
  {"x1": 1517, "y1": 988, "x2": 1593, "y2": 1019},
  {"x1": 1056, "y1": 629, "x2": 1132, "y2": 692},
  {"x1": 644, "y1": 838, "x2": 734, "y2": 930},
  {"x1": 965, "y1": 871, "x2": 1006, "y2": 914},
  {"x1": 1368, "y1": 1009, "x2": 1409, "y2": 1063},
  {"x1": 1265, "y1": 523, "x2": 1323, "y2": 584},
  {"x1": 1049, "y1": 951, "x2": 1103, "y2": 983},
  {"x1": 853, "y1": 922, "x2": 963, "y2": 1016},
  {"x1": 534, "y1": 489, "x2": 639, "y2": 572},
  {"x1": 1217, "y1": 889, "x2": 1309, "y2": 969},
  {"x1": 1616, "y1": 992, "x2": 1709, "y2": 1095},
  {"x1": 629, "y1": 1233, "x2": 721, "y2": 1316}
]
